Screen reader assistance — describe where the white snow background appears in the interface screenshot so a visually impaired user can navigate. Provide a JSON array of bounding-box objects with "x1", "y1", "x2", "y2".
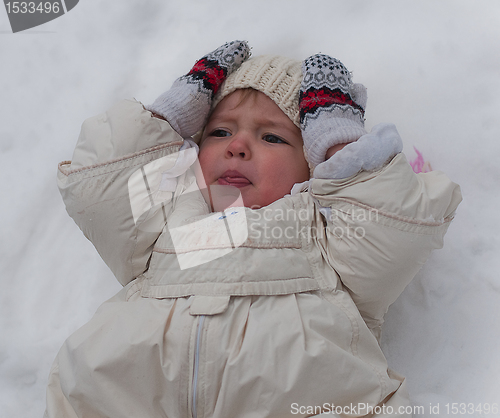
[{"x1": 1, "y1": 1, "x2": 499, "y2": 417}]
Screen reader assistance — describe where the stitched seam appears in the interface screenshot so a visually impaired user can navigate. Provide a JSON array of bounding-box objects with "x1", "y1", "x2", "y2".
[
  {"x1": 152, "y1": 242, "x2": 302, "y2": 253},
  {"x1": 321, "y1": 289, "x2": 386, "y2": 400},
  {"x1": 147, "y1": 277, "x2": 315, "y2": 285},
  {"x1": 320, "y1": 290, "x2": 359, "y2": 356},
  {"x1": 177, "y1": 217, "x2": 304, "y2": 249},
  {"x1": 144, "y1": 288, "x2": 319, "y2": 297},
  {"x1": 58, "y1": 142, "x2": 184, "y2": 176},
  {"x1": 142, "y1": 279, "x2": 320, "y2": 297},
  {"x1": 329, "y1": 197, "x2": 454, "y2": 226},
  {"x1": 58, "y1": 146, "x2": 180, "y2": 182},
  {"x1": 126, "y1": 286, "x2": 142, "y2": 302},
  {"x1": 125, "y1": 276, "x2": 146, "y2": 301}
]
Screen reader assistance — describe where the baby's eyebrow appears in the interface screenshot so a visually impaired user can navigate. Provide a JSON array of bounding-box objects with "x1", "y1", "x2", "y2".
[
  {"x1": 258, "y1": 118, "x2": 281, "y2": 128},
  {"x1": 208, "y1": 111, "x2": 285, "y2": 126},
  {"x1": 252, "y1": 116, "x2": 296, "y2": 133},
  {"x1": 204, "y1": 112, "x2": 235, "y2": 127},
  {"x1": 259, "y1": 119, "x2": 301, "y2": 137}
]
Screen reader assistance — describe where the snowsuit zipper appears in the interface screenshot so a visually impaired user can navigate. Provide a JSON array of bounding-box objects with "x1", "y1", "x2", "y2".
[{"x1": 192, "y1": 315, "x2": 205, "y2": 418}]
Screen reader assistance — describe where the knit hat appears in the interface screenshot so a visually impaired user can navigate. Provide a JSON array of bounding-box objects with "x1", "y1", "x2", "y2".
[
  {"x1": 211, "y1": 53, "x2": 368, "y2": 170},
  {"x1": 212, "y1": 55, "x2": 303, "y2": 128}
]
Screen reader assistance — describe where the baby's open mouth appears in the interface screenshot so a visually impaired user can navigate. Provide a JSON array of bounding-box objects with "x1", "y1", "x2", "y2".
[{"x1": 218, "y1": 170, "x2": 252, "y2": 188}]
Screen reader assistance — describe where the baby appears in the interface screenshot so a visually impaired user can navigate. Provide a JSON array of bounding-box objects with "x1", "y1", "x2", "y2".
[{"x1": 45, "y1": 41, "x2": 461, "y2": 418}]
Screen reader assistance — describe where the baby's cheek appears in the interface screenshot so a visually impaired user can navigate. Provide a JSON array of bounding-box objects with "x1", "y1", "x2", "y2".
[{"x1": 197, "y1": 148, "x2": 212, "y2": 178}]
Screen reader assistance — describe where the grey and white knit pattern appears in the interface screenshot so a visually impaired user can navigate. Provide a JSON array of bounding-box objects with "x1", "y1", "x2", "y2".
[{"x1": 300, "y1": 54, "x2": 368, "y2": 167}]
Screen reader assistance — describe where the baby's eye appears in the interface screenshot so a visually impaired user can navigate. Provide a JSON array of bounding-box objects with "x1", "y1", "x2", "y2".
[
  {"x1": 210, "y1": 129, "x2": 231, "y2": 138},
  {"x1": 262, "y1": 134, "x2": 288, "y2": 144}
]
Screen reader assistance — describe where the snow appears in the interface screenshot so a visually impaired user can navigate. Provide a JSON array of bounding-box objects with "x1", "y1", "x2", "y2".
[{"x1": 1, "y1": 0, "x2": 499, "y2": 416}]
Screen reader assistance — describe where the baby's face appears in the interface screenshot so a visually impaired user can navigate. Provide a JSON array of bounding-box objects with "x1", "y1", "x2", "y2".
[{"x1": 198, "y1": 90, "x2": 310, "y2": 209}]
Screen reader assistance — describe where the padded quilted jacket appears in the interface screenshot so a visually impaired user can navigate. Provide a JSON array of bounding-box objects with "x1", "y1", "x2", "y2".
[{"x1": 45, "y1": 99, "x2": 462, "y2": 418}]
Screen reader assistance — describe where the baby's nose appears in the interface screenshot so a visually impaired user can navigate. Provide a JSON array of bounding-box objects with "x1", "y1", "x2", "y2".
[{"x1": 225, "y1": 134, "x2": 251, "y2": 159}]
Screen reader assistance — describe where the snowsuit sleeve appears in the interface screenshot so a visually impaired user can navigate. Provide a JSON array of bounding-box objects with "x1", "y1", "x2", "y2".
[
  {"x1": 57, "y1": 99, "x2": 187, "y2": 286},
  {"x1": 310, "y1": 152, "x2": 462, "y2": 335}
]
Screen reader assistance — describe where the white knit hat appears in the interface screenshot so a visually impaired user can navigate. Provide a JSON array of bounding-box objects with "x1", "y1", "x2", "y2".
[
  {"x1": 212, "y1": 55, "x2": 303, "y2": 128},
  {"x1": 211, "y1": 53, "x2": 370, "y2": 173}
]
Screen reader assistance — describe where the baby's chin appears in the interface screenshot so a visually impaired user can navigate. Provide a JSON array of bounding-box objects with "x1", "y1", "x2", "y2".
[
  {"x1": 201, "y1": 184, "x2": 246, "y2": 212},
  {"x1": 201, "y1": 184, "x2": 287, "y2": 211}
]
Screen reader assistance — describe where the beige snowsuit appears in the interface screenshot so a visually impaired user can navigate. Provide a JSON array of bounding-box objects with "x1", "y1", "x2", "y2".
[{"x1": 45, "y1": 99, "x2": 462, "y2": 418}]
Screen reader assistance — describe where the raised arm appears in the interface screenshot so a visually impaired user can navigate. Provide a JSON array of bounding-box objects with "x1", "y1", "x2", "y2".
[
  {"x1": 299, "y1": 54, "x2": 462, "y2": 335},
  {"x1": 58, "y1": 100, "x2": 185, "y2": 286},
  {"x1": 58, "y1": 41, "x2": 250, "y2": 286},
  {"x1": 310, "y1": 150, "x2": 461, "y2": 335}
]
